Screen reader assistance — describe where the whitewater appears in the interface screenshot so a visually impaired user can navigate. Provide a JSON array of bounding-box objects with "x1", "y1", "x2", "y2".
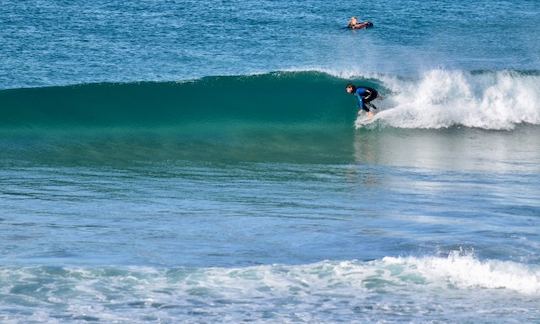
[
  {"x1": 360, "y1": 69, "x2": 540, "y2": 130},
  {"x1": 2, "y1": 254, "x2": 539, "y2": 322},
  {"x1": 1, "y1": 0, "x2": 539, "y2": 322}
]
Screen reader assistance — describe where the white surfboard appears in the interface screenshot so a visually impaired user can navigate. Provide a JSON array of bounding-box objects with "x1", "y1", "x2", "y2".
[{"x1": 355, "y1": 112, "x2": 381, "y2": 128}]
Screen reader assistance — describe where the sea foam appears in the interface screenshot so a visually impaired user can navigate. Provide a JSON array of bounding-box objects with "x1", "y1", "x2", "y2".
[
  {"x1": 1, "y1": 254, "x2": 539, "y2": 322},
  {"x1": 357, "y1": 69, "x2": 540, "y2": 130}
]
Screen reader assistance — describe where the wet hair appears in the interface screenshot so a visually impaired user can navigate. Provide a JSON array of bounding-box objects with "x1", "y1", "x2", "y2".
[{"x1": 346, "y1": 84, "x2": 356, "y2": 92}]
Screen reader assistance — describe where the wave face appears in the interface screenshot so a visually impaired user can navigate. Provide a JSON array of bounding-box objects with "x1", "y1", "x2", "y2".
[
  {"x1": 1, "y1": 254, "x2": 539, "y2": 322},
  {"x1": 0, "y1": 72, "x2": 356, "y2": 128},
  {"x1": 0, "y1": 72, "x2": 364, "y2": 164}
]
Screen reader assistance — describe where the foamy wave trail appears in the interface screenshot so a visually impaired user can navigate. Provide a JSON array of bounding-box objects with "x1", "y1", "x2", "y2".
[
  {"x1": 1, "y1": 253, "x2": 539, "y2": 322},
  {"x1": 361, "y1": 69, "x2": 540, "y2": 130}
]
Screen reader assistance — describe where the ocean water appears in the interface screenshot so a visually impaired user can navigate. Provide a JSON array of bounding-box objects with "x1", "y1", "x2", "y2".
[{"x1": 1, "y1": 0, "x2": 540, "y2": 322}]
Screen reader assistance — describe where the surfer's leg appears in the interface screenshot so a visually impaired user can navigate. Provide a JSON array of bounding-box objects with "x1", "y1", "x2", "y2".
[
  {"x1": 361, "y1": 99, "x2": 370, "y2": 112},
  {"x1": 366, "y1": 102, "x2": 377, "y2": 110},
  {"x1": 364, "y1": 92, "x2": 377, "y2": 108}
]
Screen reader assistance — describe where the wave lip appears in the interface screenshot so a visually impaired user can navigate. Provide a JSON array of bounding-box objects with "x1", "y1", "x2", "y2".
[
  {"x1": 363, "y1": 69, "x2": 540, "y2": 130},
  {"x1": 0, "y1": 71, "x2": 356, "y2": 129}
]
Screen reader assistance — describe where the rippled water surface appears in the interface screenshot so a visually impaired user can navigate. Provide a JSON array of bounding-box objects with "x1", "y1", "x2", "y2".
[{"x1": 1, "y1": 0, "x2": 539, "y2": 322}]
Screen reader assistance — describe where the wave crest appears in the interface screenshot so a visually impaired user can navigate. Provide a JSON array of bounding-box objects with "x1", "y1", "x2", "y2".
[{"x1": 360, "y1": 69, "x2": 540, "y2": 130}]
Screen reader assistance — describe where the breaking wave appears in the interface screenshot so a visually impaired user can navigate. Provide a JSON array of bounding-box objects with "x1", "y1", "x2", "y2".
[
  {"x1": 1, "y1": 253, "x2": 539, "y2": 322},
  {"x1": 359, "y1": 69, "x2": 540, "y2": 130},
  {"x1": 1, "y1": 69, "x2": 538, "y2": 131}
]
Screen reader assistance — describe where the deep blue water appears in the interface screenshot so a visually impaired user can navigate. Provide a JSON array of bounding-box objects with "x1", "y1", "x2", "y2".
[
  {"x1": 1, "y1": 0, "x2": 539, "y2": 88},
  {"x1": 1, "y1": 0, "x2": 540, "y2": 322}
]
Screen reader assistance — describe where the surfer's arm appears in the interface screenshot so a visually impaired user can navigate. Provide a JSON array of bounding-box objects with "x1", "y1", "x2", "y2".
[
  {"x1": 355, "y1": 89, "x2": 369, "y2": 111},
  {"x1": 355, "y1": 95, "x2": 370, "y2": 112},
  {"x1": 355, "y1": 95, "x2": 363, "y2": 108}
]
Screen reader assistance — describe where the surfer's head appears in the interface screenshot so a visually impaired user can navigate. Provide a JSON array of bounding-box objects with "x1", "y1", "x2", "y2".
[{"x1": 345, "y1": 84, "x2": 356, "y2": 94}]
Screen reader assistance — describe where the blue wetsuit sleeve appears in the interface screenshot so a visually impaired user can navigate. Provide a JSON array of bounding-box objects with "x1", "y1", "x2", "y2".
[
  {"x1": 356, "y1": 88, "x2": 366, "y2": 96},
  {"x1": 356, "y1": 94, "x2": 364, "y2": 108}
]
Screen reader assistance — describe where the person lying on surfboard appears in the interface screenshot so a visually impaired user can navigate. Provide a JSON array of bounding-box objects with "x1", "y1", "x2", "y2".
[
  {"x1": 347, "y1": 17, "x2": 373, "y2": 29},
  {"x1": 346, "y1": 84, "x2": 379, "y2": 117}
]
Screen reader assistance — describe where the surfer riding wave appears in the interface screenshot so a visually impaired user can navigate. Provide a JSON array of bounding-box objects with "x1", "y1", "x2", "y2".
[{"x1": 346, "y1": 84, "x2": 379, "y2": 117}]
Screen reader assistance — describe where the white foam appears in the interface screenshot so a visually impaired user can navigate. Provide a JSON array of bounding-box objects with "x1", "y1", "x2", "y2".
[
  {"x1": 382, "y1": 252, "x2": 540, "y2": 294},
  {"x1": 1, "y1": 255, "x2": 539, "y2": 322},
  {"x1": 356, "y1": 69, "x2": 540, "y2": 130}
]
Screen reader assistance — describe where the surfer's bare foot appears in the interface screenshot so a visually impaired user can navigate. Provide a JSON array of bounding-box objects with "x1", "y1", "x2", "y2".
[{"x1": 367, "y1": 111, "x2": 374, "y2": 118}]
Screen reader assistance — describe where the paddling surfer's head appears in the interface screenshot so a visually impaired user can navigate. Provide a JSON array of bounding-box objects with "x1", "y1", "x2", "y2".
[{"x1": 348, "y1": 17, "x2": 358, "y2": 27}]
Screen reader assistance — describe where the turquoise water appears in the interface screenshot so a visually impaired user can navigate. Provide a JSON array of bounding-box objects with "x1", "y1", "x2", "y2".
[{"x1": 1, "y1": 0, "x2": 540, "y2": 322}]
